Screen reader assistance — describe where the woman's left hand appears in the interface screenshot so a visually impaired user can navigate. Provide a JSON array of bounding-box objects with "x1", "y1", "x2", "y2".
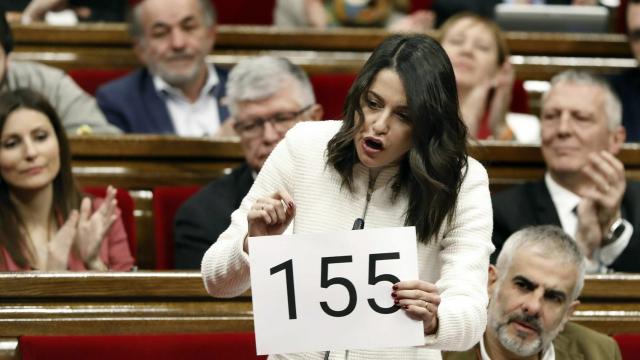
[
  {"x1": 487, "y1": 61, "x2": 515, "y2": 140},
  {"x1": 393, "y1": 280, "x2": 441, "y2": 335},
  {"x1": 75, "y1": 185, "x2": 118, "y2": 264}
]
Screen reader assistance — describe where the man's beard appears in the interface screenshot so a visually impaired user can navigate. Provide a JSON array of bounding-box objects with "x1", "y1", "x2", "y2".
[
  {"x1": 493, "y1": 312, "x2": 561, "y2": 357},
  {"x1": 496, "y1": 313, "x2": 543, "y2": 357},
  {"x1": 151, "y1": 53, "x2": 204, "y2": 88}
]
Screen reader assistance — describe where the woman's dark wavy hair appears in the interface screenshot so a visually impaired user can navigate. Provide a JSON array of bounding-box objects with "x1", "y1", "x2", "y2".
[
  {"x1": 326, "y1": 34, "x2": 468, "y2": 243},
  {"x1": 0, "y1": 89, "x2": 82, "y2": 268}
]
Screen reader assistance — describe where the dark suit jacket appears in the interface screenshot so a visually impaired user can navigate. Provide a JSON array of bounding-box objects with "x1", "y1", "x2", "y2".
[
  {"x1": 443, "y1": 322, "x2": 621, "y2": 360},
  {"x1": 492, "y1": 180, "x2": 640, "y2": 272},
  {"x1": 609, "y1": 68, "x2": 640, "y2": 142},
  {"x1": 173, "y1": 163, "x2": 254, "y2": 269},
  {"x1": 95, "y1": 67, "x2": 229, "y2": 134}
]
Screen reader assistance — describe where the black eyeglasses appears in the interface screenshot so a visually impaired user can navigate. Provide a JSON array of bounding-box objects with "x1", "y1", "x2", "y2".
[
  {"x1": 233, "y1": 104, "x2": 313, "y2": 138},
  {"x1": 629, "y1": 29, "x2": 640, "y2": 43}
]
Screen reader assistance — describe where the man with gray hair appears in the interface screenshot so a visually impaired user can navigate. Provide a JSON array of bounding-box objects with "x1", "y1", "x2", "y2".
[
  {"x1": 173, "y1": 56, "x2": 323, "y2": 268},
  {"x1": 492, "y1": 70, "x2": 640, "y2": 273},
  {"x1": 96, "y1": 0, "x2": 229, "y2": 135},
  {"x1": 445, "y1": 225, "x2": 621, "y2": 360}
]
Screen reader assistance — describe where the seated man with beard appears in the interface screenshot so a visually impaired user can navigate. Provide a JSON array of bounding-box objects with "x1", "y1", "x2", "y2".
[{"x1": 444, "y1": 225, "x2": 621, "y2": 360}]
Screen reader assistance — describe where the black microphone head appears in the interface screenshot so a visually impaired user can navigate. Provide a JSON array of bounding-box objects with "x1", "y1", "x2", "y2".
[{"x1": 352, "y1": 218, "x2": 365, "y2": 230}]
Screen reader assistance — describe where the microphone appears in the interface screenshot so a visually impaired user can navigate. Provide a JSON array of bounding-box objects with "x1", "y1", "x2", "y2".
[{"x1": 352, "y1": 218, "x2": 365, "y2": 230}]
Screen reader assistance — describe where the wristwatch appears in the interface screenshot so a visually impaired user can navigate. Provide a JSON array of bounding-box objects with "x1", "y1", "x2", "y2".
[{"x1": 605, "y1": 218, "x2": 626, "y2": 244}]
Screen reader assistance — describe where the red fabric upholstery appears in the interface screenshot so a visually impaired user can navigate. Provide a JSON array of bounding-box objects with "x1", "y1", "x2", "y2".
[
  {"x1": 613, "y1": 333, "x2": 640, "y2": 360},
  {"x1": 410, "y1": 0, "x2": 434, "y2": 12},
  {"x1": 152, "y1": 186, "x2": 201, "y2": 269},
  {"x1": 127, "y1": 0, "x2": 275, "y2": 24},
  {"x1": 213, "y1": 0, "x2": 276, "y2": 25},
  {"x1": 310, "y1": 73, "x2": 356, "y2": 121},
  {"x1": 19, "y1": 333, "x2": 267, "y2": 360},
  {"x1": 68, "y1": 69, "x2": 131, "y2": 96},
  {"x1": 510, "y1": 79, "x2": 530, "y2": 114},
  {"x1": 83, "y1": 187, "x2": 137, "y2": 257}
]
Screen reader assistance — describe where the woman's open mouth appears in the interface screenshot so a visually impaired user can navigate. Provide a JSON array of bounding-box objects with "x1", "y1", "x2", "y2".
[{"x1": 364, "y1": 137, "x2": 384, "y2": 151}]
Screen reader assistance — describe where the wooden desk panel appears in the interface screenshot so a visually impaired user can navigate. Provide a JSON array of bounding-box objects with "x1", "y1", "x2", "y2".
[
  {"x1": 0, "y1": 273, "x2": 639, "y2": 338},
  {"x1": 67, "y1": 137, "x2": 640, "y2": 268},
  {"x1": 12, "y1": 24, "x2": 633, "y2": 58}
]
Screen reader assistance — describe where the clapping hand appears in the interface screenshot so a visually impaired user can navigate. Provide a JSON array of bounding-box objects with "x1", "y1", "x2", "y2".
[
  {"x1": 47, "y1": 210, "x2": 79, "y2": 270},
  {"x1": 576, "y1": 151, "x2": 625, "y2": 249},
  {"x1": 487, "y1": 61, "x2": 515, "y2": 140},
  {"x1": 75, "y1": 185, "x2": 118, "y2": 265}
]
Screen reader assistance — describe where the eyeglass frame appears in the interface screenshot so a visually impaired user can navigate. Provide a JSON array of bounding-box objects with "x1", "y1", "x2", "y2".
[{"x1": 232, "y1": 104, "x2": 314, "y2": 138}]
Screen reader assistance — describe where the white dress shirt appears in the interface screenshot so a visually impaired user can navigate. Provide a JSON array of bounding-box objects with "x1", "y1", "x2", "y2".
[
  {"x1": 545, "y1": 173, "x2": 632, "y2": 273},
  {"x1": 152, "y1": 64, "x2": 221, "y2": 137}
]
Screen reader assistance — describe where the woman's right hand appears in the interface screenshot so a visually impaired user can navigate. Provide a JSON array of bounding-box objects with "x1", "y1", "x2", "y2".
[
  {"x1": 245, "y1": 191, "x2": 296, "y2": 250},
  {"x1": 47, "y1": 210, "x2": 79, "y2": 270}
]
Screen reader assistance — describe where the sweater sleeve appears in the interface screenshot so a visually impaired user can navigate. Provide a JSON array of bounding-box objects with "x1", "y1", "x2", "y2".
[
  {"x1": 426, "y1": 158, "x2": 494, "y2": 351},
  {"x1": 201, "y1": 125, "x2": 297, "y2": 298}
]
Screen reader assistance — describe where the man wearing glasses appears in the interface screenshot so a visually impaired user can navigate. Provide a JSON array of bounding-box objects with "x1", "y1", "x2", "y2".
[
  {"x1": 610, "y1": 0, "x2": 640, "y2": 142},
  {"x1": 173, "y1": 56, "x2": 323, "y2": 269}
]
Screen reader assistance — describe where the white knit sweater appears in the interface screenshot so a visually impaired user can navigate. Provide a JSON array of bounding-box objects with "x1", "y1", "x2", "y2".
[{"x1": 201, "y1": 121, "x2": 494, "y2": 360}]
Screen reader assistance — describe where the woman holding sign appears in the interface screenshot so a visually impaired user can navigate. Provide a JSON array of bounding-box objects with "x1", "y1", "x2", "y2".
[{"x1": 202, "y1": 34, "x2": 493, "y2": 358}]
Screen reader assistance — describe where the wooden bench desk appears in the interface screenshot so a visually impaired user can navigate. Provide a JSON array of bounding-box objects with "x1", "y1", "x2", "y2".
[
  {"x1": 12, "y1": 23, "x2": 633, "y2": 58},
  {"x1": 0, "y1": 272, "x2": 639, "y2": 359},
  {"x1": 68, "y1": 136, "x2": 640, "y2": 269}
]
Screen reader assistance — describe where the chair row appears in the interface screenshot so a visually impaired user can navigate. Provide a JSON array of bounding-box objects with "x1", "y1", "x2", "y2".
[
  {"x1": 18, "y1": 333, "x2": 266, "y2": 360},
  {"x1": 1, "y1": 272, "x2": 640, "y2": 359},
  {"x1": 66, "y1": 68, "x2": 529, "y2": 125},
  {"x1": 71, "y1": 138, "x2": 640, "y2": 270},
  {"x1": 11, "y1": 332, "x2": 640, "y2": 360}
]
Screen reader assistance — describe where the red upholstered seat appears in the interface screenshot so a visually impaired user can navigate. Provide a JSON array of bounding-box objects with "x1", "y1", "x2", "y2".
[
  {"x1": 510, "y1": 79, "x2": 530, "y2": 114},
  {"x1": 310, "y1": 73, "x2": 357, "y2": 121},
  {"x1": 19, "y1": 333, "x2": 267, "y2": 360},
  {"x1": 153, "y1": 186, "x2": 201, "y2": 269},
  {"x1": 613, "y1": 333, "x2": 640, "y2": 360},
  {"x1": 211, "y1": 0, "x2": 276, "y2": 25},
  {"x1": 83, "y1": 187, "x2": 137, "y2": 257},
  {"x1": 68, "y1": 69, "x2": 131, "y2": 96}
]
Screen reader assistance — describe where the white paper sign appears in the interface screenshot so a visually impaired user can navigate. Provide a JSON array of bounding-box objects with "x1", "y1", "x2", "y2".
[{"x1": 249, "y1": 226, "x2": 423, "y2": 356}]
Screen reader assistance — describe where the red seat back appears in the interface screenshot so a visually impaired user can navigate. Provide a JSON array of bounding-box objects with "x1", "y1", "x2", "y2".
[
  {"x1": 310, "y1": 73, "x2": 357, "y2": 121},
  {"x1": 510, "y1": 79, "x2": 530, "y2": 114},
  {"x1": 68, "y1": 69, "x2": 131, "y2": 96},
  {"x1": 214, "y1": 0, "x2": 276, "y2": 25},
  {"x1": 613, "y1": 333, "x2": 640, "y2": 360},
  {"x1": 83, "y1": 187, "x2": 136, "y2": 257},
  {"x1": 152, "y1": 186, "x2": 201, "y2": 269},
  {"x1": 19, "y1": 333, "x2": 267, "y2": 360}
]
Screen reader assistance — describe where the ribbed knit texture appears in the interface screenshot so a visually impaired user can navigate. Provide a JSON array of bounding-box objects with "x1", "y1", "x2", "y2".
[{"x1": 202, "y1": 121, "x2": 494, "y2": 359}]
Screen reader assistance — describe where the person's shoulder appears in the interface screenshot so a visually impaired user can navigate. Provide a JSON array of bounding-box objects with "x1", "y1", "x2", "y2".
[
  {"x1": 560, "y1": 321, "x2": 609, "y2": 340},
  {"x1": 626, "y1": 180, "x2": 640, "y2": 193},
  {"x1": 285, "y1": 120, "x2": 342, "y2": 143},
  {"x1": 555, "y1": 322, "x2": 619, "y2": 356},
  {"x1": 442, "y1": 344, "x2": 479, "y2": 360},
  {"x1": 180, "y1": 164, "x2": 251, "y2": 211},
  {"x1": 492, "y1": 180, "x2": 539, "y2": 200},
  {"x1": 7, "y1": 60, "x2": 65, "y2": 83},
  {"x1": 96, "y1": 68, "x2": 148, "y2": 95},
  {"x1": 466, "y1": 156, "x2": 488, "y2": 177}
]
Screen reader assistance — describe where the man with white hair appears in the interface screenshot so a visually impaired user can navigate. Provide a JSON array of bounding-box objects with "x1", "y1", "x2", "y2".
[
  {"x1": 492, "y1": 70, "x2": 640, "y2": 273},
  {"x1": 444, "y1": 225, "x2": 621, "y2": 360},
  {"x1": 96, "y1": 0, "x2": 229, "y2": 135},
  {"x1": 173, "y1": 56, "x2": 323, "y2": 268}
]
